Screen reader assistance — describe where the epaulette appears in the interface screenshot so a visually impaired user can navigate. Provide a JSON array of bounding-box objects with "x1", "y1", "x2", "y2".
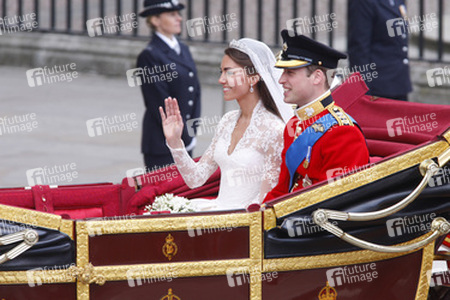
[{"x1": 327, "y1": 105, "x2": 354, "y2": 126}]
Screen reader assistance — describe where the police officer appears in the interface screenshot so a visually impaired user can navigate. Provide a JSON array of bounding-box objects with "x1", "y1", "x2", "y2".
[
  {"x1": 137, "y1": 0, "x2": 201, "y2": 170},
  {"x1": 348, "y1": 0, "x2": 412, "y2": 101},
  {"x1": 264, "y1": 30, "x2": 369, "y2": 201}
]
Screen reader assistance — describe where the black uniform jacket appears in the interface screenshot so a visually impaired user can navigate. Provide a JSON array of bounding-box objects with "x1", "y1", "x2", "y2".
[
  {"x1": 137, "y1": 34, "x2": 201, "y2": 155},
  {"x1": 348, "y1": 0, "x2": 412, "y2": 98}
]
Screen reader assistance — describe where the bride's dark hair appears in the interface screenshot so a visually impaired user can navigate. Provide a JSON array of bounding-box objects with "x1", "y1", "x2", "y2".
[{"x1": 224, "y1": 48, "x2": 282, "y2": 119}]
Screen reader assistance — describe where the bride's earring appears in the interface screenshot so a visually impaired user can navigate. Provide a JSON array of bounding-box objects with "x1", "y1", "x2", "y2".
[{"x1": 250, "y1": 84, "x2": 254, "y2": 93}]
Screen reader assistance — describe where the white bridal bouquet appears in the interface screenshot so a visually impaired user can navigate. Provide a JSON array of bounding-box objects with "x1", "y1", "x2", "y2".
[{"x1": 144, "y1": 193, "x2": 196, "y2": 214}]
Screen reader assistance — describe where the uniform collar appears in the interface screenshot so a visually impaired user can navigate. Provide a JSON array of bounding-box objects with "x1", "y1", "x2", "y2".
[
  {"x1": 295, "y1": 90, "x2": 334, "y2": 121},
  {"x1": 155, "y1": 31, "x2": 180, "y2": 52}
]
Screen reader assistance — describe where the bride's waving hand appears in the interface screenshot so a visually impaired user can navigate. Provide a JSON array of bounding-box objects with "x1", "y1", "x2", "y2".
[{"x1": 159, "y1": 97, "x2": 184, "y2": 149}]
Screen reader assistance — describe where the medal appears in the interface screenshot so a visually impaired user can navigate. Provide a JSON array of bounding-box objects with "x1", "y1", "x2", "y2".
[
  {"x1": 295, "y1": 126, "x2": 302, "y2": 137},
  {"x1": 303, "y1": 146, "x2": 311, "y2": 169},
  {"x1": 293, "y1": 123, "x2": 302, "y2": 141}
]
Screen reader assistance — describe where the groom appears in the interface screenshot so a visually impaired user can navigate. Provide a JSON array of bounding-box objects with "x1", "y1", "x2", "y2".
[{"x1": 264, "y1": 30, "x2": 369, "y2": 202}]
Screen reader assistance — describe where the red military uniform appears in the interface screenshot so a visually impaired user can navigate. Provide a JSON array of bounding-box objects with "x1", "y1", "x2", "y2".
[{"x1": 264, "y1": 92, "x2": 369, "y2": 202}]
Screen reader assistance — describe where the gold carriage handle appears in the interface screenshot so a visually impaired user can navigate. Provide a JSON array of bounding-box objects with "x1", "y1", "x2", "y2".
[
  {"x1": 0, "y1": 229, "x2": 39, "y2": 264},
  {"x1": 310, "y1": 157, "x2": 450, "y2": 253},
  {"x1": 438, "y1": 147, "x2": 450, "y2": 169},
  {"x1": 312, "y1": 215, "x2": 449, "y2": 253},
  {"x1": 312, "y1": 159, "x2": 441, "y2": 223}
]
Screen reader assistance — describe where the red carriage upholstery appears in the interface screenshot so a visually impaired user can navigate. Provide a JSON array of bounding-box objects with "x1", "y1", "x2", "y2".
[
  {"x1": 0, "y1": 183, "x2": 124, "y2": 219},
  {"x1": 0, "y1": 166, "x2": 218, "y2": 219},
  {"x1": 333, "y1": 73, "x2": 450, "y2": 161}
]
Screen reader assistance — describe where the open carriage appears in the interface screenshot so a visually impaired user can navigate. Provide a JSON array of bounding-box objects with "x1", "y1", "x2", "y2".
[{"x1": 0, "y1": 74, "x2": 449, "y2": 299}]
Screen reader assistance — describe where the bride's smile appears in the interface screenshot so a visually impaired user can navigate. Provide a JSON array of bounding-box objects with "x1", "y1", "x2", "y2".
[{"x1": 219, "y1": 55, "x2": 257, "y2": 102}]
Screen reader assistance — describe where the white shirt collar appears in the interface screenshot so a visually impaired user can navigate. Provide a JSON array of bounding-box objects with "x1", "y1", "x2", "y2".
[{"x1": 156, "y1": 32, "x2": 180, "y2": 52}]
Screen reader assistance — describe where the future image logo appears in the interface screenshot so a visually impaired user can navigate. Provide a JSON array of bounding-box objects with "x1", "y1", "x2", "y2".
[
  {"x1": 284, "y1": 217, "x2": 336, "y2": 237},
  {"x1": 125, "y1": 164, "x2": 179, "y2": 188},
  {"x1": 428, "y1": 269, "x2": 450, "y2": 287},
  {"x1": 86, "y1": 18, "x2": 104, "y2": 37},
  {"x1": 186, "y1": 220, "x2": 234, "y2": 238},
  {"x1": 386, "y1": 114, "x2": 438, "y2": 137},
  {"x1": 126, "y1": 265, "x2": 177, "y2": 288},
  {"x1": 86, "y1": 214, "x2": 136, "y2": 237},
  {"x1": 26, "y1": 68, "x2": 45, "y2": 87},
  {"x1": 26, "y1": 264, "x2": 75, "y2": 287},
  {"x1": 326, "y1": 63, "x2": 378, "y2": 87},
  {"x1": 426, "y1": 67, "x2": 450, "y2": 87},
  {"x1": 226, "y1": 266, "x2": 278, "y2": 288},
  {"x1": 386, "y1": 13, "x2": 438, "y2": 38},
  {"x1": 186, "y1": 115, "x2": 220, "y2": 137},
  {"x1": 86, "y1": 13, "x2": 138, "y2": 37},
  {"x1": 226, "y1": 165, "x2": 265, "y2": 187},
  {"x1": 126, "y1": 64, "x2": 178, "y2": 87},
  {"x1": 286, "y1": 13, "x2": 338, "y2": 37},
  {"x1": 126, "y1": 68, "x2": 144, "y2": 87},
  {"x1": 0, "y1": 13, "x2": 38, "y2": 35},
  {"x1": 326, "y1": 167, "x2": 345, "y2": 185},
  {"x1": 26, "y1": 64, "x2": 78, "y2": 87},
  {"x1": 386, "y1": 18, "x2": 407, "y2": 37},
  {"x1": 326, "y1": 264, "x2": 378, "y2": 287},
  {"x1": 428, "y1": 166, "x2": 450, "y2": 187},
  {"x1": 0, "y1": 113, "x2": 38, "y2": 136},
  {"x1": 386, "y1": 213, "x2": 436, "y2": 237},
  {"x1": 186, "y1": 13, "x2": 238, "y2": 38},
  {"x1": 86, "y1": 113, "x2": 138, "y2": 137},
  {"x1": 26, "y1": 163, "x2": 78, "y2": 186},
  {"x1": 125, "y1": 167, "x2": 146, "y2": 187},
  {"x1": 186, "y1": 17, "x2": 204, "y2": 37},
  {"x1": 386, "y1": 118, "x2": 404, "y2": 137}
]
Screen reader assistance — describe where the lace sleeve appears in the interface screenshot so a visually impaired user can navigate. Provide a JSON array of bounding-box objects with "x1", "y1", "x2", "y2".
[
  {"x1": 168, "y1": 117, "x2": 225, "y2": 189},
  {"x1": 255, "y1": 118, "x2": 284, "y2": 203}
]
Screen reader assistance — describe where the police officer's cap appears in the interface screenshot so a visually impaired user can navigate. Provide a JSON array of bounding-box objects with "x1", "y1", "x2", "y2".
[
  {"x1": 139, "y1": 0, "x2": 184, "y2": 17},
  {"x1": 275, "y1": 29, "x2": 347, "y2": 69}
]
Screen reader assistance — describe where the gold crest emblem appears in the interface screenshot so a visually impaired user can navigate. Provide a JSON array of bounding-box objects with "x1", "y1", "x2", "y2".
[
  {"x1": 161, "y1": 288, "x2": 181, "y2": 300},
  {"x1": 162, "y1": 234, "x2": 178, "y2": 261},
  {"x1": 318, "y1": 282, "x2": 337, "y2": 300}
]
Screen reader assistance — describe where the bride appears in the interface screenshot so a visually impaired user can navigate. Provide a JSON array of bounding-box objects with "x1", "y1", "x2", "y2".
[{"x1": 159, "y1": 38, "x2": 292, "y2": 211}]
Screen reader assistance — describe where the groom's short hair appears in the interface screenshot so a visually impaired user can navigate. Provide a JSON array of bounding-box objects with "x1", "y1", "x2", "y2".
[{"x1": 305, "y1": 65, "x2": 330, "y2": 89}]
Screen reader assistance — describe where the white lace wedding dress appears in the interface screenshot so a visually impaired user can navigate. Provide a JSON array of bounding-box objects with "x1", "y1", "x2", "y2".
[{"x1": 168, "y1": 101, "x2": 284, "y2": 211}]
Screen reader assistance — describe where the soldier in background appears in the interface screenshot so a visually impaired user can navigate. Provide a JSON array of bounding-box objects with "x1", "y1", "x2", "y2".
[
  {"x1": 137, "y1": 0, "x2": 201, "y2": 170},
  {"x1": 348, "y1": 0, "x2": 412, "y2": 101}
]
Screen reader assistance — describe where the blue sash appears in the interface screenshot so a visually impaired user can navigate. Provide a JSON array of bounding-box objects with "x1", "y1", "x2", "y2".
[{"x1": 286, "y1": 113, "x2": 357, "y2": 191}]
